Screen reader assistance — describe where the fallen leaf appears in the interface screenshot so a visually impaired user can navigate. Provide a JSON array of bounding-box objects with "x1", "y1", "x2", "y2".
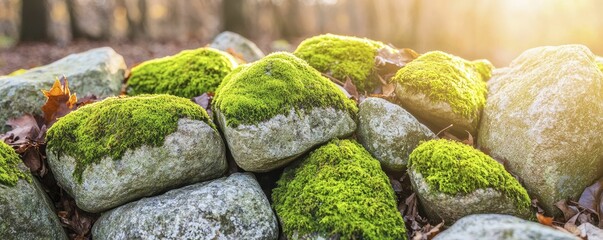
[
  {"x1": 192, "y1": 93, "x2": 214, "y2": 116},
  {"x1": 382, "y1": 83, "x2": 396, "y2": 97},
  {"x1": 1, "y1": 114, "x2": 40, "y2": 144},
  {"x1": 462, "y1": 131, "x2": 474, "y2": 146},
  {"x1": 226, "y1": 48, "x2": 247, "y2": 64},
  {"x1": 555, "y1": 200, "x2": 579, "y2": 222},
  {"x1": 374, "y1": 47, "x2": 419, "y2": 75},
  {"x1": 343, "y1": 77, "x2": 359, "y2": 102},
  {"x1": 537, "y1": 212, "x2": 554, "y2": 226},
  {"x1": 579, "y1": 177, "x2": 603, "y2": 226},
  {"x1": 41, "y1": 76, "x2": 77, "y2": 127}
]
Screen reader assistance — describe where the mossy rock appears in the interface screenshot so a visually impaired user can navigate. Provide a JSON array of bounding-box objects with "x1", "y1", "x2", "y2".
[
  {"x1": 294, "y1": 34, "x2": 390, "y2": 92},
  {"x1": 46, "y1": 94, "x2": 226, "y2": 212},
  {"x1": 214, "y1": 52, "x2": 357, "y2": 172},
  {"x1": 127, "y1": 47, "x2": 237, "y2": 98},
  {"x1": 273, "y1": 139, "x2": 407, "y2": 240},
  {"x1": 0, "y1": 141, "x2": 30, "y2": 187},
  {"x1": 408, "y1": 139, "x2": 531, "y2": 224},
  {"x1": 392, "y1": 51, "x2": 492, "y2": 137}
]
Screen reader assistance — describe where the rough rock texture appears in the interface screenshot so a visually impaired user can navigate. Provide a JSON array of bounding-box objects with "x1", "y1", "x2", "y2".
[
  {"x1": 92, "y1": 173, "x2": 278, "y2": 240},
  {"x1": 0, "y1": 170, "x2": 67, "y2": 239},
  {"x1": 48, "y1": 118, "x2": 227, "y2": 213},
  {"x1": 434, "y1": 214, "x2": 580, "y2": 240},
  {"x1": 210, "y1": 31, "x2": 265, "y2": 62},
  {"x1": 478, "y1": 45, "x2": 603, "y2": 215},
  {"x1": 358, "y1": 97, "x2": 436, "y2": 171},
  {"x1": 578, "y1": 223, "x2": 603, "y2": 239},
  {"x1": 213, "y1": 52, "x2": 357, "y2": 172},
  {"x1": 0, "y1": 47, "x2": 125, "y2": 132},
  {"x1": 392, "y1": 51, "x2": 492, "y2": 137},
  {"x1": 408, "y1": 139, "x2": 531, "y2": 224},
  {"x1": 272, "y1": 139, "x2": 407, "y2": 240}
]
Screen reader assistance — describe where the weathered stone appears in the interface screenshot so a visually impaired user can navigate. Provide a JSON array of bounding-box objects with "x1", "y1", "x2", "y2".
[
  {"x1": 0, "y1": 169, "x2": 67, "y2": 239},
  {"x1": 213, "y1": 52, "x2": 357, "y2": 172},
  {"x1": 0, "y1": 47, "x2": 126, "y2": 132},
  {"x1": 358, "y1": 97, "x2": 436, "y2": 171},
  {"x1": 408, "y1": 139, "x2": 531, "y2": 224},
  {"x1": 210, "y1": 31, "x2": 265, "y2": 62},
  {"x1": 434, "y1": 214, "x2": 579, "y2": 240},
  {"x1": 92, "y1": 173, "x2": 278, "y2": 240},
  {"x1": 478, "y1": 45, "x2": 603, "y2": 215},
  {"x1": 578, "y1": 223, "x2": 603, "y2": 240}
]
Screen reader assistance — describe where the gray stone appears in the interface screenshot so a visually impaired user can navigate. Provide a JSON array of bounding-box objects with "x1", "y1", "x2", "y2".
[
  {"x1": 578, "y1": 223, "x2": 603, "y2": 239},
  {"x1": 434, "y1": 214, "x2": 579, "y2": 240},
  {"x1": 0, "y1": 47, "x2": 126, "y2": 132},
  {"x1": 210, "y1": 31, "x2": 265, "y2": 62},
  {"x1": 478, "y1": 45, "x2": 603, "y2": 215},
  {"x1": 358, "y1": 97, "x2": 436, "y2": 171},
  {"x1": 409, "y1": 170, "x2": 531, "y2": 224},
  {"x1": 48, "y1": 119, "x2": 227, "y2": 213},
  {"x1": 92, "y1": 173, "x2": 278, "y2": 240},
  {"x1": 0, "y1": 169, "x2": 67, "y2": 239},
  {"x1": 216, "y1": 107, "x2": 356, "y2": 172}
]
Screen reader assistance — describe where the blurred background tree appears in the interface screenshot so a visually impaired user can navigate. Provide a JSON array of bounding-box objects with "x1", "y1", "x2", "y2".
[{"x1": 1, "y1": 0, "x2": 602, "y2": 66}]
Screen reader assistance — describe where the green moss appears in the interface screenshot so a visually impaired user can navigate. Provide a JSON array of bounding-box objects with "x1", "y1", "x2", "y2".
[
  {"x1": 408, "y1": 139, "x2": 530, "y2": 209},
  {"x1": 127, "y1": 48, "x2": 237, "y2": 98},
  {"x1": 0, "y1": 141, "x2": 30, "y2": 187},
  {"x1": 294, "y1": 34, "x2": 385, "y2": 92},
  {"x1": 272, "y1": 139, "x2": 407, "y2": 240},
  {"x1": 392, "y1": 51, "x2": 491, "y2": 119},
  {"x1": 213, "y1": 52, "x2": 358, "y2": 127},
  {"x1": 46, "y1": 94, "x2": 213, "y2": 182}
]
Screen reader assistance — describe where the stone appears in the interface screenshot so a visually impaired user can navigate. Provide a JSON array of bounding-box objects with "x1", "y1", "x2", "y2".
[
  {"x1": 434, "y1": 214, "x2": 580, "y2": 240},
  {"x1": 357, "y1": 97, "x2": 436, "y2": 171},
  {"x1": 92, "y1": 173, "x2": 278, "y2": 240},
  {"x1": 0, "y1": 47, "x2": 126, "y2": 132},
  {"x1": 46, "y1": 95, "x2": 226, "y2": 213},
  {"x1": 70, "y1": 0, "x2": 114, "y2": 39},
  {"x1": 408, "y1": 139, "x2": 531, "y2": 224},
  {"x1": 272, "y1": 139, "x2": 407, "y2": 240},
  {"x1": 392, "y1": 51, "x2": 492, "y2": 137},
  {"x1": 213, "y1": 52, "x2": 357, "y2": 172},
  {"x1": 0, "y1": 141, "x2": 67, "y2": 239},
  {"x1": 210, "y1": 31, "x2": 266, "y2": 62},
  {"x1": 126, "y1": 47, "x2": 237, "y2": 98},
  {"x1": 578, "y1": 223, "x2": 603, "y2": 240},
  {"x1": 478, "y1": 45, "x2": 603, "y2": 215}
]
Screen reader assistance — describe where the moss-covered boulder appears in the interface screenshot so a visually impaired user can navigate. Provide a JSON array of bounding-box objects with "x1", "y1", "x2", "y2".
[
  {"x1": 1, "y1": 141, "x2": 67, "y2": 239},
  {"x1": 408, "y1": 139, "x2": 531, "y2": 224},
  {"x1": 478, "y1": 45, "x2": 603, "y2": 216},
  {"x1": 46, "y1": 94, "x2": 227, "y2": 213},
  {"x1": 273, "y1": 139, "x2": 406, "y2": 240},
  {"x1": 294, "y1": 34, "x2": 394, "y2": 92},
  {"x1": 213, "y1": 52, "x2": 357, "y2": 172},
  {"x1": 392, "y1": 51, "x2": 492, "y2": 137},
  {"x1": 358, "y1": 97, "x2": 436, "y2": 172},
  {"x1": 126, "y1": 47, "x2": 237, "y2": 98}
]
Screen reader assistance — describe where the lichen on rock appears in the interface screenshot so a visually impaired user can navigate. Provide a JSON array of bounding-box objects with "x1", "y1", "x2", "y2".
[
  {"x1": 46, "y1": 94, "x2": 214, "y2": 182},
  {"x1": 408, "y1": 139, "x2": 530, "y2": 208},
  {"x1": 0, "y1": 141, "x2": 30, "y2": 187},
  {"x1": 213, "y1": 52, "x2": 357, "y2": 127},
  {"x1": 127, "y1": 47, "x2": 237, "y2": 98},
  {"x1": 272, "y1": 139, "x2": 407, "y2": 240},
  {"x1": 294, "y1": 34, "x2": 386, "y2": 92}
]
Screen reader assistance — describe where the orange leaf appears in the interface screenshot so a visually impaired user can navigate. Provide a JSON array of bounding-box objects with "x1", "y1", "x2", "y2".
[
  {"x1": 41, "y1": 76, "x2": 77, "y2": 126},
  {"x1": 537, "y1": 212, "x2": 554, "y2": 226}
]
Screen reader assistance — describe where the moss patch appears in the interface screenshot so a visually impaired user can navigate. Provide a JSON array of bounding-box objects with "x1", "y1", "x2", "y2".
[
  {"x1": 294, "y1": 34, "x2": 385, "y2": 92},
  {"x1": 126, "y1": 48, "x2": 236, "y2": 98},
  {"x1": 392, "y1": 51, "x2": 491, "y2": 119},
  {"x1": 408, "y1": 139, "x2": 530, "y2": 208},
  {"x1": 272, "y1": 139, "x2": 407, "y2": 240},
  {"x1": 46, "y1": 94, "x2": 213, "y2": 182},
  {"x1": 0, "y1": 141, "x2": 30, "y2": 187},
  {"x1": 213, "y1": 52, "x2": 357, "y2": 127}
]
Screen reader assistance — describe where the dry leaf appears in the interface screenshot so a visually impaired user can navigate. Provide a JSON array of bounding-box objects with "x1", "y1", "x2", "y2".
[
  {"x1": 1, "y1": 114, "x2": 40, "y2": 144},
  {"x1": 226, "y1": 48, "x2": 247, "y2": 64},
  {"x1": 537, "y1": 212, "x2": 554, "y2": 226},
  {"x1": 382, "y1": 83, "x2": 396, "y2": 97},
  {"x1": 41, "y1": 76, "x2": 77, "y2": 127},
  {"x1": 192, "y1": 93, "x2": 214, "y2": 116},
  {"x1": 579, "y1": 177, "x2": 603, "y2": 223},
  {"x1": 343, "y1": 77, "x2": 359, "y2": 102}
]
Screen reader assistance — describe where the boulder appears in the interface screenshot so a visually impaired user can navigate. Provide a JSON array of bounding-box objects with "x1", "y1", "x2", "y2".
[
  {"x1": 213, "y1": 52, "x2": 357, "y2": 172},
  {"x1": 357, "y1": 97, "x2": 436, "y2": 171},
  {"x1": 0, "y1": 47, "x2": 125, "y2": 133},
  {"x1": 434, "y1": 214, "x2": 579, "y2": 240},
  {"x1": 46, "y1": 95, "x2": 226, "y2": 213},
  {"x1": 272, "y1": 139, "x2": 407, "y2": 239},
  {"x1": 92, "y1": 173, "x2": 278, "y2": 240},
  {"x1": 408, "y1": 139, "x2": 531, "y2": 224},
  {"x1": 478, "y1": 45, "x2": 603, "y2": 215},
  {"x1": 392, "y1": 51, "x2": 492, "y2": 137},
  {"x1": 210, "y1": 31, "x2": 265, "y2": 62},
  {"x1": 0, "y1": 141, "x2": 67, "y2": 239},
  {"x1": 126, "y1": 47, "x2": 237, "y2": 98}
]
